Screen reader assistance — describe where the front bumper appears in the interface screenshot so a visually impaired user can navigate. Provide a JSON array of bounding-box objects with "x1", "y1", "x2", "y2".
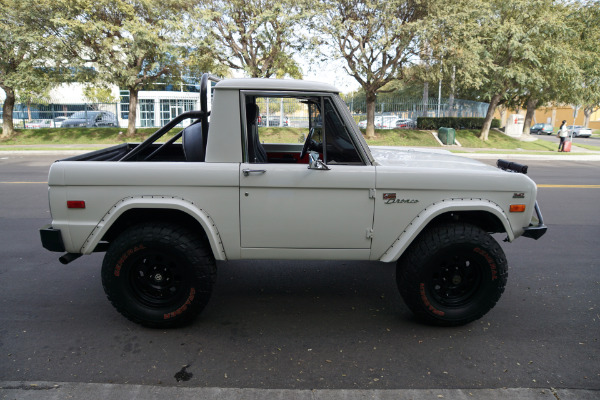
[
  {"x1": 522, "y1": 202, "x2": 547, "y2": 240},
  {"x1": 40, "y1": 224, "x2": 66, "y2": 252}
]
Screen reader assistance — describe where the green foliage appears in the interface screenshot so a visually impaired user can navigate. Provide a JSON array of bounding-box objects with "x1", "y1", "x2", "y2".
[
  {"x1": 83, "y1": 86, "x2": 118, "y2": 103},
  {"x1": 0, "y1": 127, "x2": 181, "y2": 145},
  {"x1": 0, "y1": 0, "x2": 63, "y2": 136},
  {"x1": 313, "y1": 0, "x2": 430, "y2": 137},
  {"x1": 417, "y1": 117, "x2": 500, "y2": 130},
  {"x1": 363, "y1": 129, "x2": 441, "y2": 147},
  {"x1": 191, "y1": 0, "x2": 306, "y2": 78}
]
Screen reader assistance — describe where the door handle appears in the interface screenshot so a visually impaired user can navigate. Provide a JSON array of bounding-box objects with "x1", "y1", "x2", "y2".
[{"x1": 242, "y1": 169, "x2": 267, "y2": 176}]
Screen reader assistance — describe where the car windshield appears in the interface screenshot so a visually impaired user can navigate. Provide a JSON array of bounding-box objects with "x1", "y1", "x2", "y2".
[
  {"x1": 532, "y1": 124, "x2": 542, "y2": 128},
  {"x1": 69, "y1": 111, "x2": 99, "y2": 120}
]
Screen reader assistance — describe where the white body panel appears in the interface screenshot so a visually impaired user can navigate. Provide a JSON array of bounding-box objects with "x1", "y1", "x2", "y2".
[
  {"x1": 44, "y1": 77, "x2": 541, "y2": 264},
  {"x1": 239, "y1": 163, "x2": 375, "y2": 250}
]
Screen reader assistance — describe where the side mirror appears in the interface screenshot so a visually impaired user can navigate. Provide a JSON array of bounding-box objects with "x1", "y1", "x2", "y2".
[{"x1": 308, "y1": 152, "x2": 330, "y2": 170}]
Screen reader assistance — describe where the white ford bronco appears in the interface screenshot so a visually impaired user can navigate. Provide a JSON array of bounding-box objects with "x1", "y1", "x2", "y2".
[{"x1": 40, "y1": 74, "x2": 546, "y2": 328}]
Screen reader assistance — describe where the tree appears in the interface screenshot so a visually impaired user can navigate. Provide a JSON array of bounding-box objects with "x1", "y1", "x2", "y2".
[
  {"x1": 469, "y1": 0, "x2": 576, "y2": 140},
  {"x1": 0, "y1": 0, "x2": 59, "y2": 138},
  {"x1": 569, "y1": 0, "x2": 600, "y2": 128},
  {"x1": 313, "y1": 0, "x2": 428, "y2": 138},
  {"x1": 424, "y1": 0, "x2": 580, "y2": 140},
  {"x1": 191, "y1": 0, "x2": 305, "y2": 79},
  {"x1": 53, "y1": 0, "x2": 190, "y2": 136}
]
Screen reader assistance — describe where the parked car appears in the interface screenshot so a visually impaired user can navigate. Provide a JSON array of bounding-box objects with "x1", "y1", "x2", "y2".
[
  {"x1": 375, "y1": 116, "x2": 398, "y2": 129},
  {"x1": 358, "y1": 116, "x2": 408, "y2": 129},
  {"x1": 259, "y1": 115, "x2": 288, "y2": 127},
  {"x1": 25, "y1": 116, "x2": 71, "y2": 128},
  {"x1": 53, "y1": 116, "x2": 69, "y2": 128},
  {"x1": 395, "y1": 118, "x2": 416, "y2": 129},
  {"x1": 39, "y1": 74, "x2": 546, "y2": 328},
  {"x1": 61, "y1": 111, "x2": 118, "y2": 128},
  {"x1": 530, "y1": 123, "x2": 554, "y2": 135},
  {"x1": 567, "y1": 125, "x2": 592, "y2": 138},
  {"x1": 24, "y1": 119, "x2": 51, "y2": 129}
]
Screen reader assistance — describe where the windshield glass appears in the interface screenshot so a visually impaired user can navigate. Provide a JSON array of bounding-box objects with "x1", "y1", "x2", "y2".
[{"x1": 69, "y1": 111, "x2": 98, "y2": 119}]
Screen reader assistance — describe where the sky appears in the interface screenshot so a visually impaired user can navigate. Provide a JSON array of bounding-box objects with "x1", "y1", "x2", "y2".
[{"x1": 300, "y1": 58, "x2": 361, "y2": 94}]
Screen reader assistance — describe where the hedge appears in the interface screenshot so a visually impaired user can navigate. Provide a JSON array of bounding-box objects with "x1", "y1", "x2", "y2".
[{"x1": 417, "y1": 117, "x2": 501, "y2": 130}]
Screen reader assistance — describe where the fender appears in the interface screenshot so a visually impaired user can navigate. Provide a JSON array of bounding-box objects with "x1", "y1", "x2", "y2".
[
  {"x1": 79, "y1": 195, "x2": 227, "y2": 260},
  {"x1": 378, "y1": 198, "x2": 513, "y2": 263}
]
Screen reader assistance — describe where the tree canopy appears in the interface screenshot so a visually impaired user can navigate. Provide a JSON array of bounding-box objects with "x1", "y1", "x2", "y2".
[
  {"x1": 190, "y1": 0, "x2": 306, "y2": 79},
  {"x1": 312, "y1": 0, "x2": 428, "y2": 137},
  {"x1": 0, "y1": 0, "x2": 60, "y2": 137},
  {"x1": 1, "y1": 0, "x2": 598, "y2": 139}
]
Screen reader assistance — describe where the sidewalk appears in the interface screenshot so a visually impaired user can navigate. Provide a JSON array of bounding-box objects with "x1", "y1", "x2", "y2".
[{"x1": 1, "y1": 381, "x2": 598, "y2": 400}]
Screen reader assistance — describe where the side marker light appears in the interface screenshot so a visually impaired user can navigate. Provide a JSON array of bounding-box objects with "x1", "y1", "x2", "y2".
[
  {"x1": 67, "y1": 201, "x2": 86, "y2": 209},
  {"x1": 510, "y1": 204, "x2": 526, "y2": 213}
]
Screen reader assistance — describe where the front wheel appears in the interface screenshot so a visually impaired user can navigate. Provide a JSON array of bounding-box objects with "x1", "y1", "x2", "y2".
[
  {"x1": 396, "y1": 223, "x2": 507, "y2": 326},
  {"x1": 101, "y1": 223, "x2": 216, "y2": 328}
]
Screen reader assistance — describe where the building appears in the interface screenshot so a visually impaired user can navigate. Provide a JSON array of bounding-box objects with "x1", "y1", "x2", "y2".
[{"x1": 1, "y1": 80, "x2": 204, "y2": 128}]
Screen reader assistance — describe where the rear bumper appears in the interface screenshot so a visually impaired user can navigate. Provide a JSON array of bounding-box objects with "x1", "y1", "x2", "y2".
[
  {"x1": 522, "y1": 202, "x2": 547, "y2": 240},
  {"x1": 40, "y1": 224, "x2": 66, "y2": 252}
]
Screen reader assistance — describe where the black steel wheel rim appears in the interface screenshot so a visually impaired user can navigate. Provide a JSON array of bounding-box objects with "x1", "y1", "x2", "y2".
[
  {"x1": 428, "y1": 251, "x2": 483, "y2": 307},
  {"x1": 128, "y1": 252, "x2": 186, "y2": 308}
]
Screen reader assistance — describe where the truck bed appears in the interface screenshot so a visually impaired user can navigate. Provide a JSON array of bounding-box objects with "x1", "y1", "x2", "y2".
[{"x1": 61, "y1": 143, "x2": 186, "y2": 162}]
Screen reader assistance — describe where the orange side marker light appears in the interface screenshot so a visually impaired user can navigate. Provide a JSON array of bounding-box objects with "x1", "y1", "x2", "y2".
[{"x1": 510, "y1": 204, "x2": 526, "y2": 213}]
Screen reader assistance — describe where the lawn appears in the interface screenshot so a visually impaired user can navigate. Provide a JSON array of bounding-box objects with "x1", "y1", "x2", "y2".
[
  {"x1": 0, "y1": 126, "x2": 592, "y2": 153},
  {"x1": 361, "y1": 129, "x2": 440, "y2": 147},
  {"x1": 455, "y1": 130, "x2": 557, "y2": 151}
]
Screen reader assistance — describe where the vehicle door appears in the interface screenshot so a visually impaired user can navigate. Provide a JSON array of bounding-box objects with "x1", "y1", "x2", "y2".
[{"x1": 239, "y1": 93, "x2": 376, "y2": 251}]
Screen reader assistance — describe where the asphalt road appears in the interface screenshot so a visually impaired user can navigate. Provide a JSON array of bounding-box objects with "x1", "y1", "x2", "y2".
[{"x1": 0, "y1": 154, "x2": 599, "y2": 394}]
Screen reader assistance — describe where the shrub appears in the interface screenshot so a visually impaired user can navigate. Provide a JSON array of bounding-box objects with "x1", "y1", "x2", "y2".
[{"x1": 417, "y1": 117, "x2": 500, "y2": 130}]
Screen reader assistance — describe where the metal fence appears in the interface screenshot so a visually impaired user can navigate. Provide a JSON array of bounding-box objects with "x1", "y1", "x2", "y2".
[
  {"x1": 345, "y1": 97, "x2": 490, "y2": 127},
  {"x1": 1, "y1": 96, "x2": 489, "y2": 129},
  {"x1": 4, "y1": 102, "x2": 121, "y2": 129}
]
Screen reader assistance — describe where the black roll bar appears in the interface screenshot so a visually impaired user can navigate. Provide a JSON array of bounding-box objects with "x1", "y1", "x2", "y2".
[{"x1": 119, "y1": 73, "x2": 221, "y2": 162}]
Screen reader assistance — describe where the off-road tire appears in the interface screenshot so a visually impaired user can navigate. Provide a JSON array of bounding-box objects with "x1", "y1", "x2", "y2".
[
  {"x1": 101, "y1": 223, "x2": 216, "y2": 328},
  {"x1": 397, "y1": 223, "x2": 507, "y2": 326}
]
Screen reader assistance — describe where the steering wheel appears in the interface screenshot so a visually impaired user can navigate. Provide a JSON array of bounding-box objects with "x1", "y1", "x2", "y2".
[{"x1": 300, "y1": 127, "x2": 316, "y2": 160}]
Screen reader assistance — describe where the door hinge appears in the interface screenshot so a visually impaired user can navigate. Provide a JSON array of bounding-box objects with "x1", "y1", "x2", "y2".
[
  {"x1": 369, "y1": 188, "x2": 376, "y2": 199},
  {"x1": 366, "y1": 228, "x2": 374, "y2": 239}
]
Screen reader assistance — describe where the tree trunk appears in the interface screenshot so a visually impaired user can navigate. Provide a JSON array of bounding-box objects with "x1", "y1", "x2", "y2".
[
  {"x1": 422, "y1": 82, "x2": 429, "y2": 117},
  {"x1": 1, "y1": 86, "x2": 16, "y2": 138},
  {"x1": 523, "y1": 98, "x2": 539, "y2": 136},
  {"x1": 127, "y1": 88, "x2": 138, "y2": 136},
  {"x1": 365, "y1": 91, "x2": 376, "y2": 139},
  {"x1": 448, "y1": 65, "x2": 456, "y2": 117},
  {"x1": 583, "y1": 106, "x2": 595, "y2": 127},
  {"x1": 499, "y1": 106, "x2": 507, "y2": 128},
  {"x1": 479, "y1": 93, "x2": 502, "y2": 141}
]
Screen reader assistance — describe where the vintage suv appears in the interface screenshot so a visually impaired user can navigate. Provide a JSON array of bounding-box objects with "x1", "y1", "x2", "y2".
[{"x1": 40, "y1": 75, "x2": 546, "y2": 328}]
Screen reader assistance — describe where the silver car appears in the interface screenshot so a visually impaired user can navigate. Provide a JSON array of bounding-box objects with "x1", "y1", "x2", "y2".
[
  {"x1": 61, "y1": 111, "x2": 118, "y2": 128},
  {"x1": 567, "y1": 125, "x2": 592, "y2": 138}
]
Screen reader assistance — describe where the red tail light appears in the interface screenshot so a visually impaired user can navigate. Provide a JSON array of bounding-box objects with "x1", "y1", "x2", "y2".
[{"x1": 67, "y1": 201, "x2": 86, "y2": 209}]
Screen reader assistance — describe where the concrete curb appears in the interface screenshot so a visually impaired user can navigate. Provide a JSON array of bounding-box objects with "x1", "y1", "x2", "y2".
[{"x1": 1, "y1": 382, "x2": 599, "y2": 400}]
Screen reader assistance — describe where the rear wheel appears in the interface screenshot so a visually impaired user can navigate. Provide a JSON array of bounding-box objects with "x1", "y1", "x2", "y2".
[
  {"x1": 397, "y1": 223, "x2": 507, "y2": 326},
  {"x1": 101, "y1": 223, "x2": 216, "y2": 328}
]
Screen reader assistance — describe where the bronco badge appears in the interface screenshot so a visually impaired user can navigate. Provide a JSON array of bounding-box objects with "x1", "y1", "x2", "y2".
[{"x1": 383, "y1": 193, "x2": 419, "y2": 204}]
